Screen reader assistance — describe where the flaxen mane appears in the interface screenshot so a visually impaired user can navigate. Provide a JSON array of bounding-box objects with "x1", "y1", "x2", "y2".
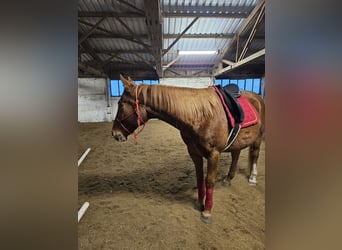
[{"x1": 138, "y1": 84, "x2": 222, "y2": 123}]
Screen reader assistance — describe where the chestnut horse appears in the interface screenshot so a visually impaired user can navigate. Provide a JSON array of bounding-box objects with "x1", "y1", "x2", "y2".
[{"x1": 112, "y1": 75, "x2": 265, "y2": 224}]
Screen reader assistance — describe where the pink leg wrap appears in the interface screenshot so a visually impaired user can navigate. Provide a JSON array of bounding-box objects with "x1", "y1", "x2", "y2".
[
  {"x1": 205, "y1": 187, "x2": 214, "y2": 211},
  {"x1": 197, "y1": 179, "x2": 206, "y2": 203}
]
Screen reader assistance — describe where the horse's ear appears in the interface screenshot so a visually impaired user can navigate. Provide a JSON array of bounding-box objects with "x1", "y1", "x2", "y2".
[{"x1": 120, "y1": 74, "x2": 135, "y2": 92}]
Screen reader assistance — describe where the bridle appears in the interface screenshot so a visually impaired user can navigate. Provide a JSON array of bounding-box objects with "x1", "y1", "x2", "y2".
[{"x1": 114, "y1": 85, "x2": 145, "y2": 144}]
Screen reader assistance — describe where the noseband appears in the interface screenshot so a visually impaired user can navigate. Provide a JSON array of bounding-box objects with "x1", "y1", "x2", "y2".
[{"x1": 115, "y1": 85, "x2": 145, "y2": 144}]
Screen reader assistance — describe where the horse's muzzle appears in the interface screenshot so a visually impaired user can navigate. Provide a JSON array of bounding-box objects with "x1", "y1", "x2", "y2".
[{"x1": 112, "y1": 131, "x2": 127, "y2": 142}]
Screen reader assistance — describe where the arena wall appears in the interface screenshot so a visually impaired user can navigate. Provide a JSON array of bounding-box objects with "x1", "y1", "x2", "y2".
[
  {"x1": 78, "y1": 78, "x2": 118, "y2": 122},
  {"x1": 78, "y1": 77, "x2": 213, "y2": 122}
]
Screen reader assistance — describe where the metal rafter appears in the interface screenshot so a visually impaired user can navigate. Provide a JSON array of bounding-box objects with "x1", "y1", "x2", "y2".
[
  {"x1": 115, "y1": 0, "x2": 144, "y2": 15},
  {"x1": 79, "y1": 61, "x2": 106, "y2": 77},
  {"x1": 214, "y1": 48, "x2": 265, "y2": 76},
  {"x1": 78, "y1": 0, "x2": 264, "y2": 79},
  {"x1": 144, "y1": 0, "x2": 163, "y2": 77},
  {"x1": 87, "y1": 33, "x2": 149, "y2": 39},
  {"x1": 162, "y1": 55, "x2": 180, "y2": 71},
  {"x1": 78, "y1": 11, "x2": 144, "y2": 18},
  {"x1": 162, "y1": 17, "x2": 199, "y2": 57},
  {"x1": 78, "y1": 16, "x2": 107, "y2": 45},
  {"x1": 134, "y1": 53, "x2": 154, "y2": 68},
  {"x1": 114, "y1": 16, "x2": 151, "y2": 50},
  {"x1": 79, "y1": 19, "x2": 151, "y2": 49},
  {"x1": 78, "y1": 19, "x2": 113, "y2": 34},
  {"x1": 85, "y1": 49, "x2": 148, "y2": 54},
  {"x1": 98, "y1": 53, "x2": 120, "y2": 67},
  {"x1": 79, "y1": 38, "x2": 101, "y2": 62},
  {"x1": 237, "y1": 3, "x2": 265, "y2": 61},
  {"x1": 213, "y1": 0, "x2": 265, "y2": 76}
]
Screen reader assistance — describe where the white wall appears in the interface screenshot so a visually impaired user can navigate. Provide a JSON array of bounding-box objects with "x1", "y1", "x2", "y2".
[
  {"x1": 78, "y1": 78, "x2": 118, "y2": 122},
  {"x1": 159, "y1": 77, "x2": 213, "y2": 88},
  {"x1": 260, "y1": 77, "x2": 265, "y2": 98},
  {"x1": 78, "y1": 77, "x2": 214, "y2": 122}
]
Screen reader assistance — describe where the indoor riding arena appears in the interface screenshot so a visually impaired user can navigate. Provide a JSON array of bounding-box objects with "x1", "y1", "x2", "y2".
[{"x1": 78, "y1": 0, "x2": 265, "y2": 249}]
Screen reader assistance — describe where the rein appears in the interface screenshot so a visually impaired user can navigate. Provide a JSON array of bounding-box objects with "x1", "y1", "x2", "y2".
[{"x1": 115, "y1": 85, "x2": 145, "y2": 144}]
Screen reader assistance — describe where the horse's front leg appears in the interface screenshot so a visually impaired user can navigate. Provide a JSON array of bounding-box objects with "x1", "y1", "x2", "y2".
[
  {"x1": 201, "y1": 150, "x2": 221, "y2": 224},
  {"x1": 185, "y1": 144, "x2": 205, "y2": 211}
]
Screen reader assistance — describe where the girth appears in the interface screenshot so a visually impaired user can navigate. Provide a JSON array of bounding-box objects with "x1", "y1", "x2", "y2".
[{"x1": 214, "y1": 84, "x2": 245, "y2": 150}]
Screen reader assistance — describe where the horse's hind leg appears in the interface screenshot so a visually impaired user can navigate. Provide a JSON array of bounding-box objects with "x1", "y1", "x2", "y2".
[
  {"x1": 248, "y1": 136, "x2": 262, "y2": 185},
  {"x1": 222, "y1": 150, "x2": 240, "y2": 186}
]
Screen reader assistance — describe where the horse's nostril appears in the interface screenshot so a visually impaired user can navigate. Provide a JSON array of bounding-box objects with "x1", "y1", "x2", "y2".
[{"x1": 113, "y1": 133, "x2": 126, "y2": 142}]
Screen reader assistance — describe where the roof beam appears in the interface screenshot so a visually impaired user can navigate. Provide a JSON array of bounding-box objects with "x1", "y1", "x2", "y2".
[
  {"x1": 79, "y1": 19, "x2": 151, "y2": 49},
  {"x1": 85, "y1": 32, "x2": 264, "y2": 40},
  {"x1": 237, "y1": 0, "x2": 265, "y2": 36},
  {"x1": 114, "y1": 16, "x2": 151, "y2": 50},
  {"x1": 144, "y1": 0, "x2": 163, "y2": 77},
  {"x1": 165, "y1": 69, "x2": 182, "y2": 76},
  {"x1": 238, "y1": 3, "x2": 265, "y2": 61},
  {"x1": 78, "y1": 16, "x2": 107, "y2": 45},
  {"x1": 79, "y1": 62, "x2": 106, "y2": 77},
  {"x1": 222, "y1": 59, "x2": 234, "y2": 66},
  {"x1": 134, "y1": 53, "x2": 154, "y2": 68},
  {"x1": 214, "y1": 48, "x2": 265, "y2": 76},
  {"x1": 78, "y1": 19, "x2": 113, "y2": 34},
  {"x1": 87, "y1": 33, "x2": 149, "y2": 39},
  {"x1": 98, "y1": 53, "x2": 120, "y2": 67},
  {"x1": 162, "y1": 17, "x2": 199, "y2": 56},
  {"x1": 162, "y1": 55, "x2": 180, "y2": 71},
  {"x1": 78, "y1": 11, "x2": 144, "y2": 18},
  {"x1": 79, "y1": 38, "x2": 101, "y2": 62},
  {"x1": 84, "y1": 49, "x2": 148, "y2": 54},
  {"x1": 213, "y1": 0, "x2": 265, "y2": 71},
  {"x1": 115, "y1": 0, "x2": 144, "y2": 15}
]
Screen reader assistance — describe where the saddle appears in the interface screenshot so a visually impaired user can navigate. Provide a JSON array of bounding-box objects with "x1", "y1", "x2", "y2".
[{"x1": 215, "y1": 84, "x2": 244, "y2": 149}]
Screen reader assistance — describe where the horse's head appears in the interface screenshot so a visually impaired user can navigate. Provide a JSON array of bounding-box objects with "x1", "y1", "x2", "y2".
[{"x1": 112, "y1": 75, "x2": 147, "y2": 142}]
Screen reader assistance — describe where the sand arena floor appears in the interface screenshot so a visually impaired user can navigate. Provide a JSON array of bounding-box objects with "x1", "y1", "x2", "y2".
[{"x1": 78, "y1": 120, "x2": 265, "y2": 250}]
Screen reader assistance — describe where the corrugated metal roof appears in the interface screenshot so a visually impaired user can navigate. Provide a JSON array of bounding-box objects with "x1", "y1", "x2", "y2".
[
  {"x1": 163, "y1": 38, "x2": 231, "y2": 51},
  {"x1": 160, "y1": 0, "x2": 261, "y2": 72},
  {"x1": 80, "y1": 53, "x2": 93, "y2": 62},
  {"x1": 163, "y1": 17, "x2": 244, "y2": 34},
  {"x1": 102, "y1": 18, "x2": 147, "y2": 35},
  {"x1": 78, "y1": 0, "x2": 264, "y2": 79},
  {"x1": 161, "y1": 0, "x2": 258, "y2": 10},
  {"x1": 79, "y1": 0, "x2": 144, "y2": 12}
]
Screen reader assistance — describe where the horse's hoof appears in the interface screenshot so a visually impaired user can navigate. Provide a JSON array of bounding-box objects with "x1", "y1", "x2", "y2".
[
  {"x1": 222, "y1": 178, "x2": 231, "y2": 187},
  {"x1": 200, "y1": 211, "x2": 212, "y2": 224},
  {"x1": 194, "y1": 202, "x2": 205, "y2": 211},
  {"x1": 249, "y1": 174, "x2": 257, "y2": 185},
  {"x1": 248, "y1": 179, "x2": 257, "y2": 185}
]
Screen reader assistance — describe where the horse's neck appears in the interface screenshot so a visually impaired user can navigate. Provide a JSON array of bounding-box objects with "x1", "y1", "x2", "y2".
[{"x1": 142, "y1": 85, "x2": 199, "y2": 128}]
